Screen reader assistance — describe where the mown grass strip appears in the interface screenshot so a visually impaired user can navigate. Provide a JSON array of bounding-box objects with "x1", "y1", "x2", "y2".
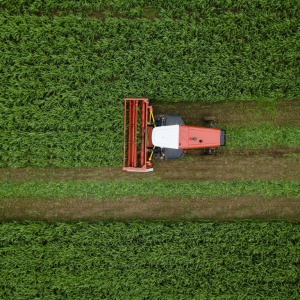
[
  {"x1": 0, "y1": 221, "x2": 299, "y2": 299},
  {"x1": 1, "y1": 180, "x2": 299, "y2": 199}
]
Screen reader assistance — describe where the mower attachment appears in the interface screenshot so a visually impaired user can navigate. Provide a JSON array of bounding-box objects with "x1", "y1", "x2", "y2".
[{"x1": 123, "y1": 98, "x2": 154, "y2": 172}]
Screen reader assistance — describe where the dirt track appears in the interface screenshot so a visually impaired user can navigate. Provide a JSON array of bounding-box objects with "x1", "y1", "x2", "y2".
[
  {"x1": 1, "y1": 196, "x2": 300, "y2": 221},
  {"x1": 1, "y1": 153, "x2": 299, "y2": 182},
  {"x1": 154, "y1": 99, "x2": 300, "y2": 127}
]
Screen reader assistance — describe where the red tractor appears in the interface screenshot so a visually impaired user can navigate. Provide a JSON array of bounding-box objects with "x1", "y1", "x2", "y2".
[{"x1": 123, "y1": 98, "x2": 226, "y2": 172}]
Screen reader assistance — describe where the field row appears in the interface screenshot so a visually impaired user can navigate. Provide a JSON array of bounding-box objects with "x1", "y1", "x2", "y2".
[
  {"x1": 2, "y1": 100, "x2": 300, "y2": 131},
  {"x1": 1, "y1": 125, "x2": 299, "y2": 167},
  {"x1": 1, "y1": 0, "x2": 299, "y2": 18},
  {"x1": 1, "y1": 180, "x2": 300, "y2": 199},
  {"x1": 1, "y1": 221, "x2": 299, "y2": 299},
  {"x1": 1, "y1": 13, "x2": 299, "y2": 105}
]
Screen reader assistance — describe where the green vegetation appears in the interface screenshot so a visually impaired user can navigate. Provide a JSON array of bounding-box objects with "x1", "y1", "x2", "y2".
[
  {"x1": 1, "y1": 2, "x2": 300, "y2": 297},
  {"x1": 227, "y1": 126, "x2": 300, "y2": 150},
  {"x1": 1, "y1": 0, "x2": 300, "y2": 21},
  {"x1": 1, "y1": 0, "x2": 299, "y2": 167},
  {"x1": 1, "y1": 125, "x2": 299, "y2": 167},
  {"x1": 1, "y1": 180, "x2": 300, "y2": 199},
  {"x1": 1, "y1": 7, "x2": 299, "y2": 103},
  {"x1": 0, "y1": 131, "x2": 120, "y2": 167},
  {"x1": 1, "y1": 221, "x2": 299, "y2": 299}
]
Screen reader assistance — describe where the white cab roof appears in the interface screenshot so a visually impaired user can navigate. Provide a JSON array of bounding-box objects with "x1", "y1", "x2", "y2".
[{"x1": 152, "y1": 125, "x2": 179, "y2": 149}]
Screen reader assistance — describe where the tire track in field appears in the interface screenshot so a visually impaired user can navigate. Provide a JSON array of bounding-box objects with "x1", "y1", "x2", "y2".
[
  {"x1": 1, "y1": 153, "x2": 299, "y2": 181},
  {"x1": 154, "y1": 99, "x2": 300, "y2": 127},
  {"x1": 1, "y1": 196, "x2": 299, "y2": 221}
]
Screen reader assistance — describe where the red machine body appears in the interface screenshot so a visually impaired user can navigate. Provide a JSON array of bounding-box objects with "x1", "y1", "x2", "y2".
[
  {"x1": 123, "y1": 98, "x2": 226, "y2": 172},
  {"x1": 179, "y1": 126, "x2": 222, "y2": 149}
]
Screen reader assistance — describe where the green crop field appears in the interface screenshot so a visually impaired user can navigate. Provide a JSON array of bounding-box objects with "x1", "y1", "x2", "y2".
[
  {"x1": 1, "y1": 125, "x2": 300, "y2": 167},
  {"x1": 1, "y1": 0, "x2": 300, "y2": 167},
  {"x1": 1, "y1": 221, "x2": 300, "y2": 299},
  {"x1": 1, "y1": 1, "x2": 300, "y2": 298}
]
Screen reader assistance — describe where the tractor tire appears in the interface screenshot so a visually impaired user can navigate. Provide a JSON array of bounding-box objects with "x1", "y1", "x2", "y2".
[
  {"x1": 155, "y1": 115, "x2": 166, "y2": 127},
  {"x1": 204, "y1": 147, "x2": 217, "y2": 155}
]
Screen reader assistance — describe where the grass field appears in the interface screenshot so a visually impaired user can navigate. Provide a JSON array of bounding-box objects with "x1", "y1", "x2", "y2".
[{"x1": 1, "y1": 1, "x2": 300, "y2": 298}]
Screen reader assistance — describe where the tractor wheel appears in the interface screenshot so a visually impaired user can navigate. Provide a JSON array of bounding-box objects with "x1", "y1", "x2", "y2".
[
  {"x1": 155, "y1": 115, "x2": 166, "y2": 127},
  {"x1": 204, "y1": 147, "x2": 217, "y2": 155}
]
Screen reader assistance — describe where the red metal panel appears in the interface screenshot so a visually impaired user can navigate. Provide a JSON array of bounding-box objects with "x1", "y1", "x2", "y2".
[
  {"x1": 123, "y1": 99, "x2": 129, "y2": 168},
  {"x1": 140, "y1": 100, "x2": 146, "y2": 167},
  {"x1": 129, "y1": 100, "x2": 138, "y2": 167},
  {"x1": 128, "y1": 100, "x2": 133, "y2": 166},
  {"x1": 179, "y1": 125, "x2": 222, "y2": 149},
  {"x1": 123, "y1": 98, "x2": 153, "y2": 172}
]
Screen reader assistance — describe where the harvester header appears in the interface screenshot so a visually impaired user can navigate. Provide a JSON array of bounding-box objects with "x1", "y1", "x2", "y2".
[{"x1": 123, "y1": 98, "x2": 154, "y2": 172}]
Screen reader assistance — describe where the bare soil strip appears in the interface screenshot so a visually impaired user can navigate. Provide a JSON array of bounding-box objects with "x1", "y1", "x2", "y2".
[
  {"x1": 1, "y1": 153, "x2": 299, "y2": 182},
  {"x1": 1, "y1": 196, "x2": 299, "y2": 221},
  {"x1": 154, "y1": 99, "x2": 300, "y2": 127}
]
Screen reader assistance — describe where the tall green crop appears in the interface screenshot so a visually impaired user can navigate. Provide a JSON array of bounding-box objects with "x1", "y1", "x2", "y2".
[
  {"x1": 1, "y1": 221, "x2": 299, "y2": 299},
  {"x1": 1, "y1": 1, "x2": 299, "y2": 167}
]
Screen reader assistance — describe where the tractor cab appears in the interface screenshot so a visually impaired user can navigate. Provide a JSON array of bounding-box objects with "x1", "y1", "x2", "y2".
[{"x1": 152, "y1": 125, "x2": 180, "y2": 149}]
